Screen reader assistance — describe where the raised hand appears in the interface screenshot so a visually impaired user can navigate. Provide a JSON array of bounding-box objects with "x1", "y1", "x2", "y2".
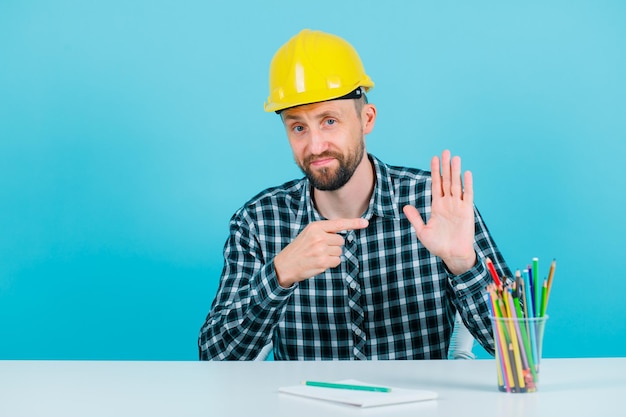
[
  {"x1": 403, "y1": 150, "x2": 476, "y2": 275},
  {"x1": 273, "y1": 218, "x2": 369, "y2": 288}
]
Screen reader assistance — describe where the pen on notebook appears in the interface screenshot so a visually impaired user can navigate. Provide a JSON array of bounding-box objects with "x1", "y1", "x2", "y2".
[{"x1": 303, "y1": 381, "x2": 392, "y2": 393}]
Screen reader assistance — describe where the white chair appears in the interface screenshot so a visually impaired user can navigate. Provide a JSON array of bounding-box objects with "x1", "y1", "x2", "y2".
[
  {"x1": 447, "y1": 312, "x2": 476, "y2": 359},
  {"x1": 256, "y1": 341, "x2": 274, "y2": 361}
]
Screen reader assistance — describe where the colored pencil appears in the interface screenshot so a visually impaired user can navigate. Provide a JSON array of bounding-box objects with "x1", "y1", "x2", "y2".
[
  {"x1": 546, "y1": 259, "x2": 557, "y2": 306},
  {"x1": 486, "y1": 257, "x2": 502, "y2": 287},
  {"x1": 540, "y1": 279, "x2": 548, "y2": 317},
  {"x1": 532, "y1": 258, "x2": 540, "y2": 319},
  {"x1": 503, "y1": 294, "x2": 526, "y2": 390}
]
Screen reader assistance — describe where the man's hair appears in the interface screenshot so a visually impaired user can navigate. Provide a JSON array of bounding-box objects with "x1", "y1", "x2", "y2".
[{"x1": 354, "y1": 93, "x2": 368, "y2": 118}]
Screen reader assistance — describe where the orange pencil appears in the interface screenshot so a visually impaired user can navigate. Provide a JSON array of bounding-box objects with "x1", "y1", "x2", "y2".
[{"x1": 546, "y1": 259, "x2": 556, "y2": 301}]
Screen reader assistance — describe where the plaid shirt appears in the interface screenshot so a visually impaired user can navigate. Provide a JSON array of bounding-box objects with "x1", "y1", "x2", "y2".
[{"x1": 199, "y1": 154, "x2": 511, "y2": 360}]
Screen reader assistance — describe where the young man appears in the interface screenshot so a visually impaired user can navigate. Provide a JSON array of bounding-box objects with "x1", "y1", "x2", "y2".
[{"x1": 198, "y1": 29, "x2": 511, "y2": 360}]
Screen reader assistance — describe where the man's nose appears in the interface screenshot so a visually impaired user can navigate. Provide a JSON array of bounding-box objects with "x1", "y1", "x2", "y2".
[{"x1": 309, "y1": 129, "x2": 329, "y2": 155}]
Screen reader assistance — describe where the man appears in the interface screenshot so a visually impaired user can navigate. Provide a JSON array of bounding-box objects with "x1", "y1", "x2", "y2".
[{"x1": 198, "y1": 29, "x2": 511, "y2": 360}]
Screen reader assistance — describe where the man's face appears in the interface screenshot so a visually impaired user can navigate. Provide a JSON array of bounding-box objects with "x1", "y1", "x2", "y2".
[{"x1": 281, "y1": 99, "x2": 366, "y2": 191}]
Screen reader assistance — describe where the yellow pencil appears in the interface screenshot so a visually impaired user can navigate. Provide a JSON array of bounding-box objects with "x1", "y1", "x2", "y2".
[
  {"x1": 503, "y1": 293, "x2": 526, "y2": 390},
  {"x1": 495, "y1": 299, "x2": 516, "y2": 391},
  {"x1": 489, "y1": 288, "x2": 514, "y2": 392}
]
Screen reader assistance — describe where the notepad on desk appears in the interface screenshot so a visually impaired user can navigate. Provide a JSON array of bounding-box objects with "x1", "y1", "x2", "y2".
[{"x1": 278, "y1": 379, "x2": 438, "y2": 408}]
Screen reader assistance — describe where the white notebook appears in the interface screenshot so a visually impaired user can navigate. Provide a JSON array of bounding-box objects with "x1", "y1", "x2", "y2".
[{"x1": 278, "y1": 379, "x2": 438, "y2": 408}]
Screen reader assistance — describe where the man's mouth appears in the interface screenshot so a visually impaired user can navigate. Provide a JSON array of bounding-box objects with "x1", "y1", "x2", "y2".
[{"x1": 309, "y1": 157, "x2": 335, "y2": 168}]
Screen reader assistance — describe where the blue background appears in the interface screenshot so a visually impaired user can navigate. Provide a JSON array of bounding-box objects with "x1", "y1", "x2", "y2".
[{"x1": 1, "y1": 0, "x2": 625, "y2": 360}]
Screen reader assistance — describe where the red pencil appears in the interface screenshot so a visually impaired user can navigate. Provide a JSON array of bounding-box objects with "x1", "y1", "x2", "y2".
[{"x1": 486, "y1": 257, "x2": 502, "y2": 287}]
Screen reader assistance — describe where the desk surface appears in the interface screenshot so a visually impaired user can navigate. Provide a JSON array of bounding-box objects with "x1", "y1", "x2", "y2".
[{"x1": 0, "y1": 358, "x2": 624, "y2": 417}]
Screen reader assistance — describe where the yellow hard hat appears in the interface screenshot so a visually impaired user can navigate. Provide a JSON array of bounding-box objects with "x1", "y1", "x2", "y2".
[{"x1": 264, "y1": 29, "x2": 374, "y2": 113}]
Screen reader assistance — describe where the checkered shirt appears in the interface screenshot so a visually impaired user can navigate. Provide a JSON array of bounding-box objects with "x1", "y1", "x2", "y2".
[{"x1": 199, "y1": 154, "x2": 511, "y2": 360}]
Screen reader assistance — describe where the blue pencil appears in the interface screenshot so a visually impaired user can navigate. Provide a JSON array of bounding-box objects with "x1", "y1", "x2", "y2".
[
  {"x1": 532, "y1": 258, "x2": 540, "y2": 321},
  {"x1": 522, "y1": 269, "x2": 533, "y2": 318},
  {"x1": 522, "y1": 269, "x2": 539, "y2": 367}
]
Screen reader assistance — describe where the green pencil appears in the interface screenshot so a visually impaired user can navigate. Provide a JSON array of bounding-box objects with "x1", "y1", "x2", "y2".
[
  {"x1": 540, "y1": 279, "x2": 548, "y2": 317},
  {"x1": 303, "y1": 381, "x2": 392, "y2": 393},
  {"x1": 513, "y1": 296, "x2": 537, "y2": 383}
]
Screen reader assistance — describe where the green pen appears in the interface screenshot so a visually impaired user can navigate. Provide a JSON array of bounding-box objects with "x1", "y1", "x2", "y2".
[{"x1": 303, "y1": 381, "x2": 392, "y2": 392}]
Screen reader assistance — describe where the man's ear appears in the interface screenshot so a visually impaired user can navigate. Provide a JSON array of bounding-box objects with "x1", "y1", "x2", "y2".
[{"x1": 362, "y1": 103, "x2": 377, "y2": 135}]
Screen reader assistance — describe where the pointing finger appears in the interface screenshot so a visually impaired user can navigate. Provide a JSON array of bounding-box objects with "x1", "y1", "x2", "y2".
[{"x1": 321, "y1": 218, "x2": 369, "y2": 233}]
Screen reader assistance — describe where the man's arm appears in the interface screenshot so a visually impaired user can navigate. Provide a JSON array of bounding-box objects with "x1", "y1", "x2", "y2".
[
  {"x1": 444, "y1": 207, "x2": 512, "y2": 356},
  {"x1": 403, "y1": 150, "x2": 476, "y2": 275},
  {"x1": 198, "y1": 211, "x2": 369, "y2": 360},
  {"x1": 402, "y1": 150, "x2": 511, "y2": 355},
  {"x1": 198, "y1": 210, "x2": 293, "y2": 360}
]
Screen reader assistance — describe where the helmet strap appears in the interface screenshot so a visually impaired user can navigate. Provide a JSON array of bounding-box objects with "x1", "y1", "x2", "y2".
[{"x1": 276, "y1": 87, "x2": 366, "y2": 115}]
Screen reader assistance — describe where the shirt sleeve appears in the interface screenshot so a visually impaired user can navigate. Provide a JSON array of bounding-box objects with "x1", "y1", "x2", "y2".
[
  {"x1": 198, "y1": 208, "x2": 294, "y2": 360},
  {"x1": 446, "y1": 206, "x2": 513, "y2": 356}
]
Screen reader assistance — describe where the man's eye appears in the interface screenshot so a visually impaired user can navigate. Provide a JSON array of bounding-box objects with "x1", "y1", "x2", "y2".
[
  {"x1": 293, "y1": 125, "x2": 304, "y2": 133},
  {"x1": 326, "y1": 119, "x2": 336, "y2": 125}
]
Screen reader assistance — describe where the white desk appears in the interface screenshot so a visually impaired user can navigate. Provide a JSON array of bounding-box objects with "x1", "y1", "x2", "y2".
[{"x1": 0, "y1": 358, "x2": 623, "y2": 416}]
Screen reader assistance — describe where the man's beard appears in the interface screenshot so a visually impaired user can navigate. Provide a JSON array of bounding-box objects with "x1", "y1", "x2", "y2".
[{"x1": 298, "y1": 140, "x2": 365, "y2": 191}]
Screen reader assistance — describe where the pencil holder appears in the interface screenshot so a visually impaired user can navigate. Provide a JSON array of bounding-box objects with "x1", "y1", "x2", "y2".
[{"x1": 490, "y1": 315, "x2": 548, "y2": 393}]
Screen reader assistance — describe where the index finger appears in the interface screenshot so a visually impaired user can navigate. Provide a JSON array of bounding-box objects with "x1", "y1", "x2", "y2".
[{"x1": 320, "y1": 218, "x2": 369, "y2": 233}]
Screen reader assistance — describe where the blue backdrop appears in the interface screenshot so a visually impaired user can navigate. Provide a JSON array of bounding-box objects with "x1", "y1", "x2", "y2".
[{"x1": 1, "y1": 0, "x2": 625, "y2": 360}]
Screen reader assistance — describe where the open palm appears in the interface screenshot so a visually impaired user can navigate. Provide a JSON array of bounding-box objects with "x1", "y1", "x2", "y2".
[{"x1": 403, "y1": 150, "x2": 476, "y2": 275}]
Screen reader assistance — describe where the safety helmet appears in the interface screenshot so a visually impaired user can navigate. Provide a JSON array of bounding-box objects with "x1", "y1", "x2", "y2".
[{"x1": 264, "y1": 29, "x2": 374, "y2": 113}]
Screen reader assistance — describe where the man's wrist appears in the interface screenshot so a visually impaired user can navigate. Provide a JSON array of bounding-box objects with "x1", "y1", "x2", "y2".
[
  {"x1": 443, "y1": 252, "x2": 477, "y2": 276},
  {"x1": 273, "y1": 253, "x2": 294, "y2": 288}
]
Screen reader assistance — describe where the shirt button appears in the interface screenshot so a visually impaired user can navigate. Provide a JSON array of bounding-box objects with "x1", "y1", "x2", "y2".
[
  {"x1": 350, "y1": 282, "x2": 357, "y2": 290},
  {"x1": 355, "y1": 328, "x2": 362, "y2": 336}
]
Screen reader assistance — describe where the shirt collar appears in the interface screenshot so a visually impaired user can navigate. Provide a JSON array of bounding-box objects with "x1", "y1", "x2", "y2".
[{"x1": 367, "y1": 154, "x2": 402, "y2": 220}]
